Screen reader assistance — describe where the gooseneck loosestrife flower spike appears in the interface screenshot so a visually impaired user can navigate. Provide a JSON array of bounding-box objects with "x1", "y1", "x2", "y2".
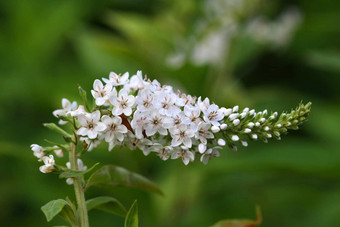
[{"x1": 31, "y1": 71, "x2": 311, "y2": 226}]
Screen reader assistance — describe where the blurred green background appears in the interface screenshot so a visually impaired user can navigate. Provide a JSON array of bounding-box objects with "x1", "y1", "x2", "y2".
[{"x1": 0, "y1": 0, "x2": 339, "y2": 226}]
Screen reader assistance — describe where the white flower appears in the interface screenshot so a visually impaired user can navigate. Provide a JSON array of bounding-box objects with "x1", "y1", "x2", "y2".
[
  {"x1": 162, "y1": 113, "x2": 184, "y2": 129},
  {"x1": 195, "y1": 122, "x2": 214, "y2": 144},
  {"x1": 145, "y1": 112, "x2": 167, "y2": 137},
  {"x1": 171, "y1": 146, "x2": 195, "y2": 165},
  {"x1": 31, "y1": 144, "x2": 45, "y2": 160},
  {"x1": 39, "y1": 155, "x2": 55, "y2": 173},
  {"x1": 203, "y1": 104, "x2": 224, "y2": 126},
  {"x1": 91, "y1": 79, "x2": 114, "y2": 106},
  {"x1": 125, "y1": 70, "x2": 146, "y2": 91},
  {"x1": 156, "y1": 146, "x2": 173, "y2": 161},
  {"x1": 101, "y1": 115, "x2": 128, "y2": 142},
  {"x1": 153, "y1": 93, "x2": 180, "y2": 117},
  {"x1": 103, "y1": 72, "x2": 129, "y2": 86},
  {"x1": 80, "y1": 136, "x2": 102, "y2": 151},
  {"x1": 130, "y1": 111, "x2": 148, "y2": 139},
  {"x1": 170, "y1": 124, "x2": 195, "y2": 148},
  {"x1": 197, "y1": 97, "x2": 210, "y2": 112},
  {"x1": 77, "y1": 110, "x2": 106, "y2": 139},
  {"x1": 183, "y1": 105, "x2": 201, "y2": 131},
  {"x1": 111, "y1": 89, "x2": 135, "y2": 116},
  {"x1": 200, "y1": 147, "x2": 221, "y2": 165},
  {"x1": 69, "y1": 105, "x2": 87, "y2": 117},
  {"x1": 53, "y1": 98, "x2": 77, "y2": 124},
  {"x1": 135, "y1": 90, "x2": 154, "y2": 112}
]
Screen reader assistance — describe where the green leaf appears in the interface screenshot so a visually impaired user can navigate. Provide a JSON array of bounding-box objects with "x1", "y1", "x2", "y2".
[
  {"x1": 86, "y1": 196, "x2": 127, "y2": 217},
  {"x1": 43, "y1": 123, "x2": 72, "y2": 137},
  {"x1": 41, "y1": 199, "x2": 76, "y2": 226},
  {"x1": 210, "y1": 206, "x2": 262, "y2": 227},
  {"x1": 85, "y1": 165, "x2": 163, "y2": 195},
  {"x1": 124, "y1": 200, "x2": 138, "y2": 227},
  {"x1": 59, "y1": 162, "x2": 99, "y2": 178}
]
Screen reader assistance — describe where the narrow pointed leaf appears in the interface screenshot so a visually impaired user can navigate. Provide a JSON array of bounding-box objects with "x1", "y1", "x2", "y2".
[
  {"x1": 85, "y1": 165, "x2": 163, "y2": 195},
  {"x1": 43, "y1": 123, "x2": 72, "y2": 137},
  {"x1": 41, "y1": 199, "x2": 76, "y2": 226},
  {"x1": 86, "y1": 196, "x2": 127, "y2": 217},
  {"x1": 210, "y1": 206, "x2": 262, "y2": 227},
  {"x1": 124, "y1": 200, "x2": 138, "y2": 227},
  {"x1": 59, "y1": 163, "x2": 99, "y2": 178}
]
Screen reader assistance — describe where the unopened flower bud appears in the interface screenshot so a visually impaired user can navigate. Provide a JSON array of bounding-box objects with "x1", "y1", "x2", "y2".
[
  {"x1": 211, "y1": 126, "x2": 220, "y2": 133},
  {"x1": 233, "y1": 119, "x2": 240, "y2": 126},
  {"x1": 220, "y1": 123, "x2": 228, "y2": 130},
  {"x1": 229, "y1": 113, "x2": 239, "y2": 121},
  {"x1": 231, "y1": 135, "x2": 239, "y2": 141},
  {"x1": 241, "y1": 141, "x2": 248, "y2": 147},
  {"x1": 244, "y1": 128, "x2": 251, "y2": 133},
  {"x1": 217, "y1": 139, "x2": 226, "y2": 146}
]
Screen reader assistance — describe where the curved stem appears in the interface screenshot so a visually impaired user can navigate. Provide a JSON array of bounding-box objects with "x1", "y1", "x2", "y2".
[{"x1": 69, "y1": 141, "x2": 89, "y2": 227}]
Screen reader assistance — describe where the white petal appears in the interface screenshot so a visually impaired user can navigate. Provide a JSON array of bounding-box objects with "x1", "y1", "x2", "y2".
[
  {"x1": 78, "y1": 115, "x2": 88, "y2": 126},
  {"x1": 91, "y1": 110, "x2": 101, "y2": 122},
  {"x1": 183, "y1": 137, "x2": 192, "y2": 148},
  {"x1": 123, "y1": 108, "x2": 132, "y2": 116},
  {"x1": 93, "y1": 79, "x2": 103, "y2": 90},
  {"x1": 95, "y1": 122, "x2": 106, "y2": 132},
  {"x1": 77, "y1": 127, "x2": 88, "y2": 136},
  {"x1": 88, "y1": 129, "x2": 97, "y2": 139}
]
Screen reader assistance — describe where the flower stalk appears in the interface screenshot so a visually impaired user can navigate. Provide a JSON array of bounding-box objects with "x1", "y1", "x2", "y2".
[{"x1": 69, "y1": 137, "x2": 89, "y2": 227}]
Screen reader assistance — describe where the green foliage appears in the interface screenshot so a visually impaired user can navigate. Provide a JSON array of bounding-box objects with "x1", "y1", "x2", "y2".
[
  {"x1": 125, "y1": 200, "x2": 138, "y2": 227},
  {"x1": 41, "y1": 199, "x2": 76, "y2": 226},
  {"x1": 211, "y1": 206, "x2": 261, "y2": 227},
  {"x1": 86, "y1": 196, "x2": 127, "y2": 217},
  {"x1": 0, "y1": 0, "x2": 339, "y2": 226},
  {"x1": 86, "y1": 165, "x2": 163, "y2": 195},
  {"x1": 58, "y1": 162, "x2": 99, "y2": 178}
]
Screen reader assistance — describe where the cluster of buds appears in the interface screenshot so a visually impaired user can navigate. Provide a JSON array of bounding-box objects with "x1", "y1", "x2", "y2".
[{"x1": 31, "y1": 71, "x2": 311, "y2": 171}]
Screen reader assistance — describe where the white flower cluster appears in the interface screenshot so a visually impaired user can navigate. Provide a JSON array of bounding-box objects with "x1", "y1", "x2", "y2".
[
  {"x1": 31, "y1": 71, "x2": 311, "y2": 170},
  {"x1": 50, "y1": 71, "x2": 259, "y2": 165}
]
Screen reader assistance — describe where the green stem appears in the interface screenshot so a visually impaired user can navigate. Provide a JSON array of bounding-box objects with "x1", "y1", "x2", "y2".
[{"x1": 69, "y1": 140, "x2": 89, "y2": 227}]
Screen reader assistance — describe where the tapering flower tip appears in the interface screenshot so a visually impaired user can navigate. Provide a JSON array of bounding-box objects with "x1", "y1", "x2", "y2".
[
  {"x1": 217, "y1": 139, "x2": 226, "y2": 146},
  {"x1": 260, "y1": 117, "x2": 266, "y2": 123},
  {"x1": 255, "y1": 122, "x2": 261, "y2": 127},
  {"x1": 241, "y1": 141, "x2": 248, "y2": 147},
  {"x1": 233, "y1": 119, "x2": 240, "y2": 126},
  {"x1": 252, "y1": 134, "x2": 258, "y2": 140},
  {"x1": 233, "y1": 105, "x2": 239, "y2": 112},
  {"x1": 231, "y1": 135, "x2": 239, "y2": 141},
  {"x1": 211, "y1": 125, "x2": 220, "y2": 133},
  {"x1": 220, "y1": 123, "x2": 228, "y2": 130},
  {"x1": 264, "y1": 126, "x2": 270, "y2": 131}
]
